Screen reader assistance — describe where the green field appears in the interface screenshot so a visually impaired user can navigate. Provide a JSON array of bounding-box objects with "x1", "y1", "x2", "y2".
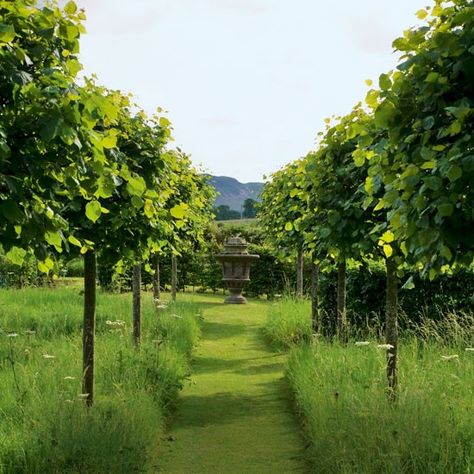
[
  {"x1": 1, "y1": 287, "x2": 472, "y2": 473},
  {"x1": 215, "y1": 218, "x2": 258, "y2": 227},
  {"x1": 265, "y1": 298, "x2": 474, "y2": 473}
]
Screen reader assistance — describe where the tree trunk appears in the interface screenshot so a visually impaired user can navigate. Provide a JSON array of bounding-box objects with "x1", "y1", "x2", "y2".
[
  {"x1": 337, "y1": 260, "x2": 347, "y2": 341},
  {"x1": 171, "y1": 254, "x2": 177, "y2": 301},
  {"x1": 132, "y1": 264, "x2": 141, "y2": 346},
  {"x1": 82, "y1": 250, "x2": 96, "y2": 407},
  {"x1": 152, "y1": 254, "x2": 160, "y2": 302},
  {"x1": 310, "y1": 262, "x2": 320, "y2": 333},
  {"x1": 296, "y1": 248, "x2": 303, "y2": 298},
  {"x1": 386, "y1": 257, "x2": 398, "y2": 402}
]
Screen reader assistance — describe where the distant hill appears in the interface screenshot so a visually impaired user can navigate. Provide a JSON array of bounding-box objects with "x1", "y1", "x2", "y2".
[{"x1": 208, "y1": 176, "x2": 264, "y2": 211}]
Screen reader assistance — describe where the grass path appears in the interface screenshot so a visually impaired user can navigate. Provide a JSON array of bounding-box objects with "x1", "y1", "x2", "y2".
[{"x1": 155, "y1": 296, "x2": 307, "y2": 473}]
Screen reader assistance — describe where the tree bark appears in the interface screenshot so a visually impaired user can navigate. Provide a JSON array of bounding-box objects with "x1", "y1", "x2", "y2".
[
  {"x1": 152, "y1": 254, "x2": 160, "y2": 302},
  {"x1": 337, "y1": 259, "x2": 347, "y2": 341},
  {"x1": 310, "y1": 262, "x2": 320, "y2": 334},
  {"x1": 171, "y1": 254, "x2": 177, "y2": 301},
  {"x1": 296, "y1": 248, "x2": 304, "y2": 298},
  {"x1": 82, "y1": 250, "x2": 96, "y2": 407},
  {"x1": 385, "y1": 257, "x2": 398, "y2": 402},
  {"x1": 132, "y1": 264, "x2": 141, "y2": 346}
]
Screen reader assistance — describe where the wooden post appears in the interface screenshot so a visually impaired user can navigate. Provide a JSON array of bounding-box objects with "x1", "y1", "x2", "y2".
[
  {"x1": 386, "y1": 257, "x2": 398, "y2": 401},
  {"x1": 132, "y1": 264, "x2": 141, "y2": 346},
  {"x1": 171, "y1": 254, "x2": 177, "y2": 302},
  {"x1": 337, "y1": 259, "x2": 347, "y2": 341},
  {"x1": 310, "y1": 262, "x2": 320, "y2": 333},
  {"x1": 152, "y1": 254, "x2": 161, "y2": 302},
  {"x1": 82, "y1": 249, "x2": 96, "y2": 407},
  {"x1": 296, "y1": 248, "x2": 303, "y2": 298}
]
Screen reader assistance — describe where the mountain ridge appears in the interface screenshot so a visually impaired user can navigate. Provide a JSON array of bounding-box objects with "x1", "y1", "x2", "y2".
[{"x1": 207, "y1": 175, "x2": 264, "y2": 211}]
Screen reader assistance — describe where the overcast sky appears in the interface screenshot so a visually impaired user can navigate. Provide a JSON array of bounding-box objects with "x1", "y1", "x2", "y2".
[{"x1": 72, "y1": 0, "x2": 429, "y2": 183}]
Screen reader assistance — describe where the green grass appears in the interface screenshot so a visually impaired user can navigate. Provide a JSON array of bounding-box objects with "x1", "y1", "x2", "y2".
[
  {"x1": 156, "y1": 296, "x2": 306, "y2": 473},
  {"x1": 265, "y1": 298, "x2": 474, "y2": 473},
  {"x1": 0, "y1": 287, "x2": 202, "y2": 473},
  {"x1": 264, "y1": 297, "x2": 314, "y2": 348},
  {"x1": 215, "y1": 218, "x2": 258, "y2": 227}
]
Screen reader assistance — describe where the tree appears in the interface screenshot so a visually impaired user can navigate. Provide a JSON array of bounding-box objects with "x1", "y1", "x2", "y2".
[
  {"x1": 259, "y1": 161, "x2": 309, "y2": 299},
  {"x1": 215, "y1": 205, "x2": 240, "y2": 221},
  {"x1": 363, "y1": 0, "x2": 474, "y2": 275},
  {"x1": 242, "y1": 198, "x2": 257, "y2": 218},
  {"x1": 359, "y1": 0, "x2": 474, "y2": 397}
]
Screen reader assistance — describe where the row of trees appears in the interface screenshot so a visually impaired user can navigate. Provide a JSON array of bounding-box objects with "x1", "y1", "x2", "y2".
[
  {"x1": 214, "y1": 198, "x2": 258, "y2": 220},
  {"x1": 0, "y1": 1, "x2": 215, "y2": 405},
  {"x1": 259, "y1": 0, "x2": 473, "y2": 399}
]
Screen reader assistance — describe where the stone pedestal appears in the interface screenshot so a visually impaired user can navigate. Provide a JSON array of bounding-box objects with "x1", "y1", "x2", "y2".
[{"x1": 215, "y1": 237, "x2": 259, "y2": 304}]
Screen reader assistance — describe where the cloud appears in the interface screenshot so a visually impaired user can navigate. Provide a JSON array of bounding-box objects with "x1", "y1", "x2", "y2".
[
  {"x1": 206, "y1": 0, "x2": 271, "y2": 14},
  {"x1": 343, "y1": 15, "x2": 398, "y2": 55},
  {"x1": 201, "y1": 116, "x2": 239, "y2": 126}
]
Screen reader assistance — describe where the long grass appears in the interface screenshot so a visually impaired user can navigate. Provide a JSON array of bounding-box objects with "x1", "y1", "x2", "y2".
[
  {"x1": 0, "y1": 286, "x2": 201, "y2": 473},
  {"x1": 265, "y1": 298, "x2": 474, "y2": 473}
]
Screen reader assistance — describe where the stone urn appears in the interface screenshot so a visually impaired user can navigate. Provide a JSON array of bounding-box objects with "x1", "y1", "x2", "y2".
[{"x1": 215, "y1": 236, "x2": 259, "y2": 304}]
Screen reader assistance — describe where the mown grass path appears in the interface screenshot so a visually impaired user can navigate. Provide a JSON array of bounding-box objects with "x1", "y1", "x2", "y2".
[{"x1": 156, "y1": 296, "x2": 307, "y2": 473}]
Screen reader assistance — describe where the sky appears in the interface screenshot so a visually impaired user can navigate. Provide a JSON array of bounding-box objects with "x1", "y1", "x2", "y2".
[{"x1": 71, "y1": 0, "x2": 430, "y2": 183}]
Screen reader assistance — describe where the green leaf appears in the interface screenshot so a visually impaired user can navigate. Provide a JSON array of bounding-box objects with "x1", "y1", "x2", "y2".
[
  {"x1": 447, "y1": 165, "x2": 462, "y2": 182},
  {"x1": 437, "y1": 203, "x2": 453, "y2": 217},
  {"x1": 374, "y1": 101, "x2": 396, "y2": 128},
  {"x1": 381, "y1": 230, "x2": 395, "y2": 243},
  {"x1": 440, "y1": 245, "x2": 453, "y2": 261},
  {"x1": 421, "y1": 160, "x2": 436, "y2": 170},
  {"x1": 64, "y1": 1, "x2": 78, "y2": 14},
  {"x1": 353, "y1": 149, "x2": 365, "y2": 167},
  {"x1": 401, "y1": 276, "x2": 415, "y2": 290},
  {"x1": 416, "y1": 9, "x2": 428, "y2": 19},
  {"x1": 422, "y1": 116, "x2": 435, "y2": 130},
  {"x1": 1, "y1": 200, "x2": 23, "y2": 223},
  {"x1": 59, "y1": 24, "x2": 79, "y2": 40},
  {"x1": 6, "y1": 247, "x2": 26, "y2": 266},
  {"x1": 379, "y1": 73, "x2": 392, "y2": 91},
  {"x1": 126, "y1": 176, "x2": 146, "y2": 197},
  {"x1": 45, "y1": 231, "x2": 62, "y2": 250},
  {"x1": 0, "y1": 23, "x2": 15, "y2": 43},
  {"x1": 85, "y1": 201, "x2": 102, "y2": 223},
  {"x1": 38, "y1": 257, "x2": 55, "y2": 274},
  {"x1": 68, "y1": 235, "x2": 82, "y2": 247},
  {"x1": 365, "y1": 89, "x2": 379, "y2": 108},
  {"x1": 383, "y1": 244, "x2": 393, "y2": 258},
  {"x1": 102, "y1": 134, "x2": 117, "y2": 149},
  {"x1": 131, "y1": 196, "x2": 143, "y2": 209},
  {"x1": 170, "y1": 204, "x2": 186, "y2": 219},
  {"x1": 285, "y1": 222, "x2": 293, "y2": 231}
]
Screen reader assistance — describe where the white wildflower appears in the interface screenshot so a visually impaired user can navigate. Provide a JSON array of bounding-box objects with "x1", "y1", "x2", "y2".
[
  {"x1": 105, "y1": 320, "x2": 125, "y2": 327},
  {"x1": 24, "y1": 330, "x2": 36, "y2": 336},
  {"x1": 64, "y1": 399, "x2": 74, "y2": 404},
  {"x1": 355, "y1": 341, "x2": 370, "y2": 347},
  {"x1": 77, "y1": 393, "x2": 89, "y2": 399},
  {"x1": 155, "y1": 304, "x2": 167, "y2": 309},
  {"x1": 377, "y1": 344, "x2": 394, "y2": 350},
  {"x1": 6, "y1": 333, "x2": 19, "y2": 338},
  {"x1": 465, "y1": 348, "x2": 474, "y2": 352},
  {"x1": 42, "y1": 354, "x2": 55, "y2": 359},
  {"x1": 441, "y1": 354, "x2": 459, "y2": 361},
  {"x1": 64, "y1": 376, "x2": 76, "y2": 380}
]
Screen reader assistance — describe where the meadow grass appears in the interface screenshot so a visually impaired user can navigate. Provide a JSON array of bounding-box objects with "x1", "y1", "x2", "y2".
[
  {"x1": 265, "y1": 298, "x2": 474, "y2": 473},
  {"x1": 0, "y1": 286, "x2": 201, "y2": 473}
]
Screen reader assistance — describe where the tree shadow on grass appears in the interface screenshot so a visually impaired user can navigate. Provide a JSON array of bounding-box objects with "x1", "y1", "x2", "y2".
[
  {"x1": 174, "y1": 391, "x2": 289, "y2": 429},
  {"x1": 232, "y1": 361, "x2": 285, "y2": 376},
  {"x1": 200, "y1": 320, "x2": 247, "y2": 340},
  {"x1": 191, "y1": 356, "x2": 244, "y2": 375}
]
